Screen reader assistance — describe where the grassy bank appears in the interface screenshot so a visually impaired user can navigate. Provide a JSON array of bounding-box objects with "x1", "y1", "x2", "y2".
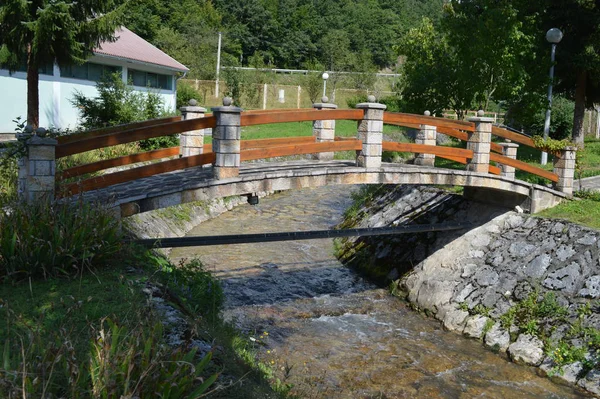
[{"x1": 0, "y1": 199, "x2": 290, "y2": 398}]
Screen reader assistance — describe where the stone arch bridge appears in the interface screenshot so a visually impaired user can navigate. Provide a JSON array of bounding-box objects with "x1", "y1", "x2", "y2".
[{"x1": 18, "y1": 98, "x2": 575, "y2": 218}]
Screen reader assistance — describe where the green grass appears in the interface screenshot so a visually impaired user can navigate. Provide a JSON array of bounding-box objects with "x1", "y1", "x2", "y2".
[
  {"x1": 205, "y1": 120, "x2": 410, "y2": 143},
  {"x1": 536, "y1": 198, "x2": 600, "y2": 229},
  {"x1": 0, "y1": 255, "x2": 284, "y2": 398}
]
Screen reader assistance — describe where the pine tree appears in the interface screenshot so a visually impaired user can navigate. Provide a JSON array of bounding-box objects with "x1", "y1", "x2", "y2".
[{"x1": 0, "y1": 0, "x2": 126, "y2": 128}]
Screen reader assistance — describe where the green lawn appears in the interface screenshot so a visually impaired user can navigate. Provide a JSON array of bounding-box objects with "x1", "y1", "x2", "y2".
[{"x1": 537, "y1": 198, "x2": 600, "y2": 229}]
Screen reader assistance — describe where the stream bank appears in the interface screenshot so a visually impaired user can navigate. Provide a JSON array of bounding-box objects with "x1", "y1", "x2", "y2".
[{"x1": 336, "y1": 185, "x2": 600, "y2": 396}]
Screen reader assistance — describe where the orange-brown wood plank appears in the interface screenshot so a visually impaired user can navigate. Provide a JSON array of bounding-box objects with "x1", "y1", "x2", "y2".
[
  {"x1": 383, "y1": 113, "x2": 476, "y2": 132},
  {"x1": 59, "y1": 152, "x2": 216, "y2": 196},
  {"x1": 57, "y1": 116, "x2": 182, "y2": 145},
  {"x1": 491, "y1": 126, "x2": 535, "y2": 147},
  {"x1": 241, "y1": 109, "x2": 363, "y2": 126},
  {"x1": 56, "y1": 116, "x2": 216, "y2": 158},
  {"x1": 435, "y1": 155, "x2": 501, "y2": 175},
  {"x1": 59, "y1": 147, "x2": 180, "y2": 180},
  {"x1": 489, "y1": 153, "x2": 558, "y2": 182},
  {"x1": 241, "y1": 140, "x2": 362, "y2": 161},
  {"x1": 241, "y1": 136, "x2": 315, "y2": 149},
  {"x1": 382, "y1": 142, "x2": 474, "y2": 159}
]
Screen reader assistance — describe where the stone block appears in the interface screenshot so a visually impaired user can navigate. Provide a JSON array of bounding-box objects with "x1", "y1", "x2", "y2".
[
  {"x1": 414, "y1": 155, "x2": 435, "y2": 167},
  {"x1": 555, "y1": 167, "x2": 575, "y2": 179},
  {"x1": 28, "y1": 191, "x2": 53, "y2": 203},
  {"x1": 27, "y1": 175, "x2": 55, "y2": 191},
  {"x1": 553, "y1": 157, "x2": 576, "y2": 169},
  {"x1": 362, "y1": 144, "x2": 382, "y2": 157},
  {"x1": 28, "y1": 145, "x2": 55, "y2": 161},
  {"x1": 508, "y1": 334, "x2": 544, "y2": 366},
  {"x1": 214, "y1": 166, "x2": 239, "y2": 179},
  {"x1": 358, "y1": 132, "x2": 383, "y2": 145},
  {"x1": 216, "y1": 153, "x2": 240, "y2": 167},
  {"x1": 212, "y1": 110, "x2": 242, "y2": 126},
  {"x1": 213, "y1": 139, "x2": 240, "y2": 154},
  {"x1": 357, "y1": 119, "x2": 383, "y2": 133},
  {"x1": 180, "y1": 105, "x2": 206, "y2": 117},
  {"x1": 358, "y1": 155, "x2": 381, "y2": 168},
  {"x1": 315, "y1": 130, "x2": 335, "y2": 141},
  {"x1": 470, "y1": 142, "x2": 491, "y2": 154},
  {"x1": 313, "y1": 152, "x2": 334, "y2": 161},
  {"x1": 484, "y1": 324, "x2": 510, "y2": 352},
  {"x1": 213, "y1": 126, "x2": 240, "y2": 140},
  {"x1": 31, "y1": 160, "x2": 53, "y2": 176}
]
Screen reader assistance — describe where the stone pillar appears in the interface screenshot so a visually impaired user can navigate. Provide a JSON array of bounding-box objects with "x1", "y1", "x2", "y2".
[
  {"x1": 212, "y1": 97, "x2": 241, "y2": 179},
  {"x1": 466, "y1": 110, "x2": 493, "y2": 174},
  {"x1": 312, "y1": 96, "x2": 337, "y2": 161},
  {"x1": 356, "y1": 95, "x2": 386, "y2": 168},
  {"x1": 553, "y1": 146, "x2": 577, "y2": 195},
  {"x1": 498, "y1": 142, "x2": 519, "y2": 179},
  {"x1": 16, "y1": 131, "x2": 32, "y2": 202},
  {"x1": 26, "y1": 131, "x2": 57, "y2": 203},
  {"x1": 414, "y1": 110, "x2": 437, "y2": 167},
  {"x1": 179, "y1": 99, "x2": 207, "y2": 157}
]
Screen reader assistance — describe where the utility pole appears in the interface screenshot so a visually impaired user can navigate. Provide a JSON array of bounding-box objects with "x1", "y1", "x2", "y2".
[{"x1": 215, "y1": 32, "x2": 222, "y2": 98}]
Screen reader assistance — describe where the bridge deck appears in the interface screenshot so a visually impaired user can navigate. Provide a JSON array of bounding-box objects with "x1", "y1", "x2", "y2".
[{"x1": 72, "y1": 160, "x2": 567, "y2": 217}]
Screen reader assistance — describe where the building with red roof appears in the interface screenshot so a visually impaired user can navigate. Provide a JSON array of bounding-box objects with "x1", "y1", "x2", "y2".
[{"x1": 0, "y1": 27, "x2": 189, "y2": 133}]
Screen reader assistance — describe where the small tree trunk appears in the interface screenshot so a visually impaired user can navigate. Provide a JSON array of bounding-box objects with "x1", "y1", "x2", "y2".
[
  {"x1": 572, "y1": 69, "x2": 587, "y2": 148},
  {"x1": 26, "y1": 48, "x2": 40, "y2": 129}
]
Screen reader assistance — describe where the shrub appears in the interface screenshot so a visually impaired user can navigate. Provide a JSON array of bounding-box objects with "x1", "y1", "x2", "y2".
[
  {"x1": 71, "y1": 73, "x2": 178, "y2": 151},
  {"x1": 0, "y1": 199, "x2": 124, "y2": 281},
  {"x1": 177, "y1": 81, "x2": 204, "y2": 109}
]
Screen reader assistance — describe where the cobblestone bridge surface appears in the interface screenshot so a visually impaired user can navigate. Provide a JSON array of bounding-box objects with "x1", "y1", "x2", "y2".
[{"x1": 75, "y1": 160, "x2": 566, "y2": 217}]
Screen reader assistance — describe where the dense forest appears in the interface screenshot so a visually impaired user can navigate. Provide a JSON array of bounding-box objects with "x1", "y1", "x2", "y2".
[{"x1": 123, "y1": 0, "x2": 444, "y2": 78}]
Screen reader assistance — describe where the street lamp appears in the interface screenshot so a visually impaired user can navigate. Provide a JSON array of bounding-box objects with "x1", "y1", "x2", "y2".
[
  {"x1": 541, "y1": 28, "x2": 564, "y2": 165},
  {"x1": 322, "y1": 72, "x2": 329, "y2": 99}
]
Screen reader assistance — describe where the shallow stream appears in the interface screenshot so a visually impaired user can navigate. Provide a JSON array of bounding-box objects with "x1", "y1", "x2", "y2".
[{"x1": 170, "y1": 186, "x2": 590, "y2": 398}]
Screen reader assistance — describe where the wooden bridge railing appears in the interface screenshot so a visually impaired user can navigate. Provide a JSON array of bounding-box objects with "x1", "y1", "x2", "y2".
[{"x1": 17, "y1": 97, "x2": 576, "y2": 203}]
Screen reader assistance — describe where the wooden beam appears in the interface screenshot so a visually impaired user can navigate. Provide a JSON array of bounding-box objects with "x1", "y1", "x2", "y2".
[
  {"x1": 383, "y1": 113, "x2": 476, "y2": 132},
  {"x1": 59, "y1": 152, "x2": 216, "y2": 196},
  {"x1": 241, "y1": 136, "x2": 315, "y2": 149},
  {"x1": 56, "y1": 116, "x2": 217, "y2": 158},
  {"x1": 491, "y1": 126, "x2": 535, "y2": 148},
  {"x1": 489, "y1": 152, "x2": 558, "y2": 182},
  {"x1": 241, "y1": 140, "x2": 362, "y2": 161},
  {"x1": 59, "y1": 147, "x2": 180, "y2": 180},
  {"x1": 241, "y1": 109, "x2": 363, "y2": 126},
  {"x1": 382, "y1": 142, "x2": 474, "y2": 159},
  {"x1": 57, "y1": 116, "x2": 181, "y2": 145}
]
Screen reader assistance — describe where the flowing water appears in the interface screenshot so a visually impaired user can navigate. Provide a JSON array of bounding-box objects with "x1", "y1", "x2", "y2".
[{"x1": 170, "y1": 186, "x2": 590, "y2": 398}]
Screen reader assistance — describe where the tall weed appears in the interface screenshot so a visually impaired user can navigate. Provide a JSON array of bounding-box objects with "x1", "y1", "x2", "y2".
[{"x1": 0, "y1": 199, "x2": 123, "y2": 281}]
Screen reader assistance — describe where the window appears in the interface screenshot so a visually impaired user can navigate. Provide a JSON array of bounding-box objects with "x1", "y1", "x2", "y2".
[
  {"x1": 127, "y1": 69, "x2": 172, "y2": 90},
  {"x1": 8, "y1": 61, "x2": 54, "y2": 75},
  {"x1": 60, "y1": 62, "x2": 121, "y2": 81}
]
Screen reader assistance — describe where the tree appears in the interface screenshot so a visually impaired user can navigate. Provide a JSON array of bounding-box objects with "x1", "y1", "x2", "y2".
[
  {"x1": 0, "y1": 0, "x2": 126, "y2": 129},
  {"x1": 396, "y1": 18, "x2": 478, "y2": 118},
  {"x1": 541, "y1": 0, "x2": 600, "y2": 146}
]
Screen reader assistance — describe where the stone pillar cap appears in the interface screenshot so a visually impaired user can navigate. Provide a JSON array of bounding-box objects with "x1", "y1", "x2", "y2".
[
  {"x1": 356, "y1": 102, "x2": 386, "y2": 110},
  {"x1": 499, "y1": 142, "x2": 519, "y2": 148},
  {"x1": 180, "y1": 105, "x2": 207, "y2": 113},
  {"x1": 313, "y1": 103, "x2": 338, "y2": 109},
  {"x1": 467, "y1": 116, "x2": 495, "y2": 123},
  {"x1": 27, "y1": 135, "x2": 57, "y2": 146},
  {"x1": 211, "y1": 105, "x2": 243, "y2": 113}
]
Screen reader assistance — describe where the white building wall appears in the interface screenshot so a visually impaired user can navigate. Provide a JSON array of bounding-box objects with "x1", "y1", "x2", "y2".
[{"x1": 0, "y1": 55, "x2": 179, "y2": 133}]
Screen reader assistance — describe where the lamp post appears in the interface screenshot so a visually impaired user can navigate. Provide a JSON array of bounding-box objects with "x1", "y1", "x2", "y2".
[
  {"x1": 322, "y1": 72, "x2": 329, "y2": 99},
  {"x1": 541, "y1": 28, "x2": 563, "y2": 165}
]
